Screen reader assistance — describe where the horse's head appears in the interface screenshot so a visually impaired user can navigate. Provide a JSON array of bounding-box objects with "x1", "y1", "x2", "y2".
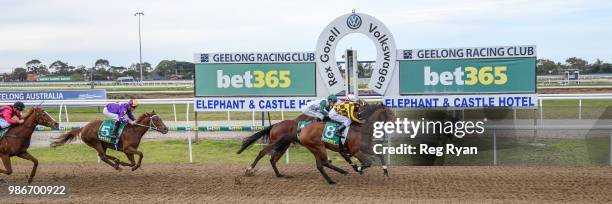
[
  {"x1": 360, "y1": 102, "x2": 395, "y2": 123},
  {"x1": 28, "y1": 107, "x2": 59, "y2": 129},
  {"x1": 145, "y1": 111, "x2": 169, "y2": 134}
]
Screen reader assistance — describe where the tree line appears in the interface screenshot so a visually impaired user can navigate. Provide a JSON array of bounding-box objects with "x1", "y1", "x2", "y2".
[
  {"x1": 2, "y1": 57, "x2": 611, "y2": 82},
  {"x1": 537, "y1": 57, "x2": 612, "y2": 75},
  {"x1": 2, "y1": 59, "x2": 194, "y2": 82}
]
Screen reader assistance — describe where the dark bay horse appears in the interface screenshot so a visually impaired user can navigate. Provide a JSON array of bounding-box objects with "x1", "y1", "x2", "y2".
[
  {"x1": 273, "y1": 103, "x2": 395, "y2": 184},
  {"x1": 236, "y1": 114, "x2": 312, "y2": 177},
  {"x1": 0, "y1": 107, "x2": 59, "y2": 183},
  {"x1": 51, "y1": 111, "x2": 168, "y2": 171},
  {"x1": 238, "y1": 103, "x2": 394, "y2": 180}
]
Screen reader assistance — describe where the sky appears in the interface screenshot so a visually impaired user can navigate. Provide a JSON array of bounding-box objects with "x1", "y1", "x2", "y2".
[{"x1": 1, "y1": 0, "x2": 611, "y2": 73}]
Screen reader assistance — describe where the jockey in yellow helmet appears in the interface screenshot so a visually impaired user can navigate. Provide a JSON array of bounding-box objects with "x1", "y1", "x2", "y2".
[{"x1": 328, "y1": 94, "x2": 363, "y2": 139}]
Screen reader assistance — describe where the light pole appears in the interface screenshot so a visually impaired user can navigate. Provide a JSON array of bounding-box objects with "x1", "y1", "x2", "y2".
[{"x1": 134, "y1": 11, "x2": 144, "y2": 81}]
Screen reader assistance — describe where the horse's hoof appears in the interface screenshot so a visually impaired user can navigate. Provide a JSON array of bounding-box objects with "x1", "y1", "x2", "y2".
[
  {"x1": 276, "y1": 174, "x2": 285, "y2": 178},
  {"x1": 244, "y1": 168, "x2": 257, "y2": 177},
  {"x1": 327, "y1": 181, "x2": 337, "y2": 185},
  {"x1": 131, "y1": 166, "x2": 140, "y2": 171},
  {"x1": 27, "y1": 177, "x2": 33, "y2": 183}
]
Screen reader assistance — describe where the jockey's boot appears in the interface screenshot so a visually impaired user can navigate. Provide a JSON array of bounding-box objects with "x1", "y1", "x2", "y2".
[
  {"x1": 336, "y1": 125, "x2": 346, "y2": 139},
  {"x1": 112, "y1": 121, "x2": 122, "y2": 138}
]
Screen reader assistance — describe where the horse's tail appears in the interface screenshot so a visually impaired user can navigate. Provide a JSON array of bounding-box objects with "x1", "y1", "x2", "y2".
[
  {"x1": 50, "y1": 128, "x2": 82, "y2": 148},
  {"x1": 237, "y1": 125, "x2": 273, "y2": 154}
]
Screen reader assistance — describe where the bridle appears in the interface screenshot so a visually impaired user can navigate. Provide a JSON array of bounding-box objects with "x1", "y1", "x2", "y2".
[{"x1": 132, "y1": 114, "x2": 165, "y2": 133}]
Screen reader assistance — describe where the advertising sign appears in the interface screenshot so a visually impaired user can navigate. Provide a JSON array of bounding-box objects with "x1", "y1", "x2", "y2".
[
  {"x1": 0, "y1": 90, "x2": 107, "y2": 101},
  {"x1": 399, "y1": 57, "x2": 536, "y2": 94},
  {"x1": 194, "y1": 97, "x2": 313, "y2": 112},
  {"x1": 315, "y1": 13, "x2": 397, "y2": 95},
  {"x1": 194, "y1": 63, "x2": 316, "y2": 97}
]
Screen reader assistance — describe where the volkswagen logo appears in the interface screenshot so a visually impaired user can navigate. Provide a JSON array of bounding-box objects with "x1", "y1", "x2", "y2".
[{"x1": 346, "y1": 14, "x2": 362, "y2": 29}]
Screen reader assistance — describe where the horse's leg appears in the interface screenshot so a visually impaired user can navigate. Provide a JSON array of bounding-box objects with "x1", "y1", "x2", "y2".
[
  {"x1": 89, "y1": 142, "x2": 121, "y2": 170},
  {"x1": 365, "y1": 148, "x2": 389, "y2": 177},
  {"x1": 16, "y1": 152, "x2": 38, "y2": 183},
  {"x1": 245, "y1": 144, "x2": 274, "y2": 176},
  {"x1": 375, "y1": 153, "x2": 389, "y2": 177},
  {"x1": 105, "y1": 154, "x2": 132, "y2": 167},
  {"x1": 353, "y1": 151, "x2": 373, "y2": 175},
  {"x1": 0, "y1": 154, "x2": 12, "y2": 175},
  {"x1": 125, "y1": 146, "x2": 143, "y2": 171},
  {"x1": 269, "y1": 144, "x2": 289, "y2": 178},
  {"x1": 340, "y1": 152, "x2": 359, "y2": 173},
  {"x1": 320, "y1": 150, "x2": 348, "y2": 175},
  {"x1": 122, "y1": 153, "x2": 136, "y2": 167},
  {"x1": 305, "y1": 144, "x2": 336, "y2": 184}
]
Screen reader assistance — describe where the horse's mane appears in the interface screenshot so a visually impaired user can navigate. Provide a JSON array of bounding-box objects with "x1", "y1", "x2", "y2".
[
  {"x1": 22, "y1": 107, "x2": 41, "y2": 120},
  {"x1": 360, "y1": 102, "x2": 385, "y2": 119},
  {"x1": 136, "y1": 112, "x2": 152, "y2": 122}
]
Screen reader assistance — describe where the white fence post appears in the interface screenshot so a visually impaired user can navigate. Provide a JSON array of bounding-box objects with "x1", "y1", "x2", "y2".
[
  {"x1": 493, "y1": 129, "x2": 497, "y2": 165},
  {"x1": 282, "y1": 110, "x2": 289, "y2": 164},
  {"x1": 173, "y1": 103, "x2": 178, "y2": 123},
  {"x1": 251, "y1": 111, "x2": 255, "y2": 126},
  {"x1": 188, "y1": 132, "x2": 193, "y2": 163},
  {"x1": 64, "y1": 104, "x2": 69, "y2": 124},
  {"x1": 185, "y1": 103, "x2": 190, "y2": 125},
  {"x1": 58, "y1": 103, "x2": 63, "y2": 129},
  {"x1": 539, "y1": 99, "x2": 543, "y2": 121},
  {"x1": 578, "y1": 99, "x2": 582, "y2": 120}
]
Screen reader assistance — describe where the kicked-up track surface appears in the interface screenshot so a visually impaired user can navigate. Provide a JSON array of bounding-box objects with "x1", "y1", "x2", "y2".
[{"x1": 1, "y1": 163, "x2": 611, "y2": 203}]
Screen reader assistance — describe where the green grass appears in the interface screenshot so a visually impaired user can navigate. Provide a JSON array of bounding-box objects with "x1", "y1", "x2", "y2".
[
  {"x1": 389, "y1": 138, "x2": 608, "y2": 166},
  {"x1": 16, "y1": 138, "x2": 605, "y2": 166},
  {"x1": 15, "y1": 140, "x2": 347, "y2": 165}
]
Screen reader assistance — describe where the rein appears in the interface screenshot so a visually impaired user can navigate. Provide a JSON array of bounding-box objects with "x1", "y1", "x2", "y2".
[{"x1": 133, "y1": 115, "x2": 164, "y2": 132}]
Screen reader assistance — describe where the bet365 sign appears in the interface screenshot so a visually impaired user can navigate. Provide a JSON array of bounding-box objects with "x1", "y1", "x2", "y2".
[
  {"x1": 194, "y1": 57, "x2": 316, "y2": 97},
  {"x1": 399, "y1": 57, "x2": 536, "y2": 94}
]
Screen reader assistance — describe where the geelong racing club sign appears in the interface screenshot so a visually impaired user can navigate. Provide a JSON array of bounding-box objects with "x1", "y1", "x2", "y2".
[{"x1": 316, "y1": 13, "x2": 397, "y2": 95}]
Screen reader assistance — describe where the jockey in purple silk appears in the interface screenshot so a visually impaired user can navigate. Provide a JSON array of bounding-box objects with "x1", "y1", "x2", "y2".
[{"x1": 103, "y1": 99, "x2": 138, "y2": 137}]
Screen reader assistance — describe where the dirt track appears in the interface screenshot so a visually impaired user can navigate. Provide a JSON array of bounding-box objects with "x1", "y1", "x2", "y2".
[{"x1": 1, "y1": 164, "x2": 611, "y2": 203}]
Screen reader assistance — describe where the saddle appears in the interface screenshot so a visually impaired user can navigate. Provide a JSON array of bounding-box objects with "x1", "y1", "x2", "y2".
[
  {"x1": 296, "y1": 121, "x2": 345, "y2": 146},
  {"x1": 0, "y1": 127, "x2": 9, "y2": 138},
  {"x1": 98, "y1": 120, "x2": 127, "y2": 150}
]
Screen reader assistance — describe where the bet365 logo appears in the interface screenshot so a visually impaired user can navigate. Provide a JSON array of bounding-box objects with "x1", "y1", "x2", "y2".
[
  {"x1": 217, "y1": 70, "x2": 291, "y2": 89},
  {"x1": 424, "y1": 66, "x2": 508, "y2": 86}
]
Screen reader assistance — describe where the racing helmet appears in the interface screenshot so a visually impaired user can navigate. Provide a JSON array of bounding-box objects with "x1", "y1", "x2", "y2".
[
  {"x1": 327, "y1": 95, "x2": 338, "y2": 103},
  {"x1": 13, "y1": 101, "x2": 25, "y2": 111},
  {"x1": 128, "y1": 99, "x2": 138, "y2": 108}
]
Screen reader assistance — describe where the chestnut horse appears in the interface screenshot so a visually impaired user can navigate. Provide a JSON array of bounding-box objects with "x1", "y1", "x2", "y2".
[
  {"x1": 0, "y1": 107, "x2": 59, "y2": 183},
  {"x1": 273, "y1": 104, "x2": 395, "y2": 184},
  {"x1": 51, "y1": 111, "x2": 168, "y2": 171}
]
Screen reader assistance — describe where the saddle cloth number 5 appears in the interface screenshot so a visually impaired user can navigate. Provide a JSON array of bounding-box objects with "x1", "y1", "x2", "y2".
[{"x1": 101, "y1": 126, "x2": 111, "y2": 136}]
